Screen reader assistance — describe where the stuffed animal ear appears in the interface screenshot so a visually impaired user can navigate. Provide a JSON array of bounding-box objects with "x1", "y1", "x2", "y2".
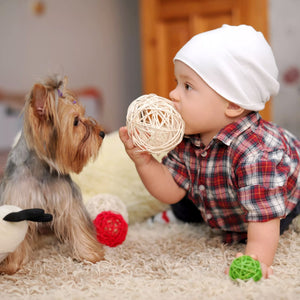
[
  {"x1": 3, "y1": 208, "x2": 53, "y2": 223},
  {"x1": 31, "y1": 83, "x2": 47, "y2": 118}
]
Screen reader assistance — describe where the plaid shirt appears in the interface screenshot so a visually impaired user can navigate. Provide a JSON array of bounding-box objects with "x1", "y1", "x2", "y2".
[{"x1": 163, "y1": 112, "x2": 300, "y2": 243}]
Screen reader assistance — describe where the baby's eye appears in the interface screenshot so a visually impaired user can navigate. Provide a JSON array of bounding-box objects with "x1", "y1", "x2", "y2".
[{"x1": 185, "y1": 83, "x2": 192, "y2": 90}]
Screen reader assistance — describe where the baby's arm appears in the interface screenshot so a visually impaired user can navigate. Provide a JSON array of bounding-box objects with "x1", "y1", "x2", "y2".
[
  {"x1": 119, "y1": 127, "x2": 186, "y2": 204},
  {"x1": 244, "y1": 218, "x2": 280, "y2": 278},
  {"x1": 245, "y1": 218, "x2": 280, "y2": 278},
  {"x1": 227, "y1": 218, "x2": 280, "y2": 279}
]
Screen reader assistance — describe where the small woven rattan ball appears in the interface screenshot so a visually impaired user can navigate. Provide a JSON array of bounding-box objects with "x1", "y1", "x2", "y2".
[
  {"x1": 229, "y1": 255, "x2": 262, "y2": 282},
  {"x1": 126, "y1": 94, "x2": 185, "y2": 154},
  {"x1": 85, "y1": 194, "x2": 128, "y2": 223},
  {"x1": 85, "y1": 194, "x2": 128, "y2": 247}
]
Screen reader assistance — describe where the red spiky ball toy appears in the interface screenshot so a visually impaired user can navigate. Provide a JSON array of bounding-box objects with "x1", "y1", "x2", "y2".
[{"x1": 93, "y1": 211, "x2": 128, "y2": 247}]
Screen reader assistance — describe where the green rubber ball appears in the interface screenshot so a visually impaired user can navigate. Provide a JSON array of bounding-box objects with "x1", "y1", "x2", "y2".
[{"x1": 229, "y1": 255, "x2": 262, "y2": 282}]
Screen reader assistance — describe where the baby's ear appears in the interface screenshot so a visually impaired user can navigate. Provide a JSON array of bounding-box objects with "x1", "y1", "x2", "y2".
[{"x1": 225, "y1": 101, "x2": 246, "y2": 118}]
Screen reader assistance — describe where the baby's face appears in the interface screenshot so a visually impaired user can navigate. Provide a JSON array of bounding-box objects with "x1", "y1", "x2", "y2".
[{"x1": 169, "y1": 61, "x2": 229, "y2": 145}]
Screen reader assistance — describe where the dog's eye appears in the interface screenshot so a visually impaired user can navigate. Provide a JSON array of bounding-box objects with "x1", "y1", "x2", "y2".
[{"x1": 74, "y1": 116, "x2": 79, "y2": 126}]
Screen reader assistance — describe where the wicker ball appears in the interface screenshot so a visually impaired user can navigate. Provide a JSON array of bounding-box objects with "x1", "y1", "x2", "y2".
[
  {"x1": 85, "y1": 194, "x2": 129, "y2": 247},
  {"x1": 229, "y1": 255, "x2": 262, "y2": 282},
  {"x1": 86, "y1": 194, "x2": 128, "y2": 223},
  {"x1": 126, "y1": 94, "x2": 185, "y2": 154}
]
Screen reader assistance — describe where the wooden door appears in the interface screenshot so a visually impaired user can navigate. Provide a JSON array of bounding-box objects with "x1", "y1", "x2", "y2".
[{"x1": 140, "y1": 0, "x2": 271, "y2": 120}]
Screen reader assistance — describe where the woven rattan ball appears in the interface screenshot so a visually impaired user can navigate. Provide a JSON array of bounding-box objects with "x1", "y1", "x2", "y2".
[
  {"x1": 229, "y1": 255, "x2": 262, "y2": 282},
  {"x1": 85, "y1": 194, "x2": 129, "y2": 247},
  {"x1": 86, "y1": 194, "x2": 128, "y2": 223},
  {"x1": 126, "y1": 94, "x2": 185, "y2": 154}
]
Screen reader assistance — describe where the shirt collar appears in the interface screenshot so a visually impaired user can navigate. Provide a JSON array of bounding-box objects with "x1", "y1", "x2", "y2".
[
  {"x1": 215, "y1": 111, "x2": 261, "y2": 146},
  {"x1": 184, "y1": 134, "x2": 203, "y2": 148}
]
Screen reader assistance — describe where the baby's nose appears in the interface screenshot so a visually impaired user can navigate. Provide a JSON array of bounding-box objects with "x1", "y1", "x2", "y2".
[{"x1": 169, "y1": 89, "x2": 179, "y2": 102}]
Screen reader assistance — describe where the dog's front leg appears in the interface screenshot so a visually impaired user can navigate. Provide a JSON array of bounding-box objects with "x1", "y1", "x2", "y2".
[
  {"x1": 54, "y1": 199, "x2": 105, "y2": 263},
  {"x1": 70, "y1": 203, "x2": 105, "y2": 263}
]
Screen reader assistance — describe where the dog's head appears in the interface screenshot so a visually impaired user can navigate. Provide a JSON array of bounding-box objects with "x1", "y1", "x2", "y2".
[{"x1": 23, "y1": 75, "x2": 105, "y2": 174}]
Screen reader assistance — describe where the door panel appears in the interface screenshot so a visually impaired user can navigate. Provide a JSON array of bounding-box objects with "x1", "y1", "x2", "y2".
[{"x1": 140, "y1": 0, "x2": 271, "y2": 120}]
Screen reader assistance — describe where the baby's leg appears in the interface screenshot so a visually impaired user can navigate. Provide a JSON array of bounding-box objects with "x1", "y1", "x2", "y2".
[
  {"x1": 148, "y1": 195, "x2": 204, "y2": 224},
  {"x1": 171, "y1": 195, "x2": 204, "y2": 223},
  {"x1": 280, "y1": 201, "x2": 300, "y2": 234}
]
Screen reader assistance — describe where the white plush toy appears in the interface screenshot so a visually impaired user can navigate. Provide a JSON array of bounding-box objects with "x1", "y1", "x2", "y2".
[
  {"x1": 0, "y1": 205, "x2": 52, "y2": 263},
  {"x1": 72, "y1": 95, "x2": 184, "y2": 223},
  {"x1": 72, "y1": 131, "x2": 168, "y2": 224}
]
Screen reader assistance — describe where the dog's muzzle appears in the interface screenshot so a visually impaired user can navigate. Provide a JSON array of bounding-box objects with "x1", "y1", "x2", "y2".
[{"x1": 99, "y1": 131, "x2": 105, "y2": 139}]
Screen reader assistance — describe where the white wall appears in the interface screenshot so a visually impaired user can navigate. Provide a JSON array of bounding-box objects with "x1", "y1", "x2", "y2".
[
  {"x1": 270, "y1": 0, "x2": 300, "y2": 136},
  {"x1": 0, "y1": 0, "x2": 299, "y2": 149},
  {"x1": 0, "y1": 0, "x2": 141, "y2": 147}
]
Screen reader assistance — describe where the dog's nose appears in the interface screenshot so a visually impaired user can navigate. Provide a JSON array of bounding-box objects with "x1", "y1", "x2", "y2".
[{"x1": 99, "y1": 131, "x2": 105, "y2": 139}]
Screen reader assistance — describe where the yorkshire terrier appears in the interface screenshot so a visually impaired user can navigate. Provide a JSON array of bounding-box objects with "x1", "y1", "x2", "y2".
[{"x1": 0, "y1": 76, "x2": 105, "y2": 274}]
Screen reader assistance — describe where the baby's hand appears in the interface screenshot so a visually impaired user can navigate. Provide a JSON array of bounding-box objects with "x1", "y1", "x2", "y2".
[
  {"x1": 119, "y1": 126, "x2": 153, "y2": 166},
  {"x1": 225, "y1": 253, "x2": 273, "y2": 279}
]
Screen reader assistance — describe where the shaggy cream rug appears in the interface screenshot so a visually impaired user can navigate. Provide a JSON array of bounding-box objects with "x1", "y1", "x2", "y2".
[
  {"x1": 1, "y1": 132, "x2": 299, "y2": 299},
  {"x1": 0, "y1": 221, "x2": 299, "y2": 300}
]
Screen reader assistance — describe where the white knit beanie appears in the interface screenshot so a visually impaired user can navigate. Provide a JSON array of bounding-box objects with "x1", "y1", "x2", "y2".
[{"x1": 174, "y1": 24, "x2": 280, "y2": 111}]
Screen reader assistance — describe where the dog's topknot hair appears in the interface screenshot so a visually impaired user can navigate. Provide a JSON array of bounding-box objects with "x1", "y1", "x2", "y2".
[{"x1": 42, "y1": 74, "x2": 64, "y2": 91}]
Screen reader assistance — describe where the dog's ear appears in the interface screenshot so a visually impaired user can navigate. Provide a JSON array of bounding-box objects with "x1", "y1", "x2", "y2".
[{"x1": 31, "y1": 83, "x2": 47, "y2": 118}]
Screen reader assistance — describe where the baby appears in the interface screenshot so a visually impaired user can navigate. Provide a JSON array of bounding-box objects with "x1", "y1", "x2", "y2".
[{"x1": 119, "y1": 25, "x2": 300, "y2": 278}]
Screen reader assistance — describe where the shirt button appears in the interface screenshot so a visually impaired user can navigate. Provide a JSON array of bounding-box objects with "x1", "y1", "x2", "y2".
[
  {"x1": 206, "y1": 213, "x2": 213, "y2": 220},
  {"x1": 201, "y1": 151, "x2": 207, "y2": 157},
  {"x1": 199, "y1": 185, "x2": 205, "y2": 191},
  {"x1": 194, "y1": 140, "x2": 201, "y2": 147}
]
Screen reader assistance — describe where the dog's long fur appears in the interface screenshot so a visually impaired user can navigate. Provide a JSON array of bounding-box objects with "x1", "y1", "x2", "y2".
[{"x1": 0, "y1": 76, "x2": 105, "y2": 274}]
